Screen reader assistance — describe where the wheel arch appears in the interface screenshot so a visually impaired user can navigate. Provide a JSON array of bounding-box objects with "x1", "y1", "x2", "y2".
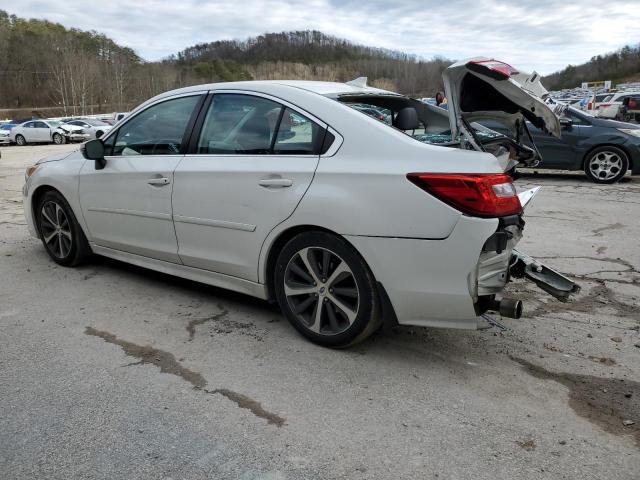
[
  {"x1": 581, "y1": 143, "x2": 632, "y2": 171},
  {"x1": 31, "y1": 185, "x2": 62, "y2": 237},
  {"x1": 263, "y1": 224, "x2": 338, "y2": 301},
  {"x1": 262, "y1": 223, "x2": 398, "y2": 328}
]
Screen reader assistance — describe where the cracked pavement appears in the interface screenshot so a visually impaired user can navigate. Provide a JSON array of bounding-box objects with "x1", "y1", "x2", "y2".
[{"x1": 1, "y1": 145, "x2": 639, "y2": 479}]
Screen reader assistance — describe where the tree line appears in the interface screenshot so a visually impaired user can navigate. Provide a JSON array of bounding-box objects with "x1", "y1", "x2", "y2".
[
  {"x1": 543, "y1": 44, "x2": 640, "y2": 90},
  {"x1": 0, "y1": 12, "x2": 451, "y2": 118}
]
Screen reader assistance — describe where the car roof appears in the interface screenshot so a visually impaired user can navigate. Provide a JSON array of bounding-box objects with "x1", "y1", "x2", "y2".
[{"x1": 153, "y1": 80, "x2": 398, "y2": 100}]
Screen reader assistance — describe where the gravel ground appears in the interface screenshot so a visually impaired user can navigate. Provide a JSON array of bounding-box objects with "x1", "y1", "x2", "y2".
[{"x1": 1, "y1": 144, "x2": 639, "y2": 480}]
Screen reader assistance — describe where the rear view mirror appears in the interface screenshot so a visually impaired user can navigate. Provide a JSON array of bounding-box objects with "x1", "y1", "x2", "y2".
[
  {"x1": 559, "y1": 117, "x2": 572, "y2": 129},
  {"x1": 81, "y1": 139, "x2": 106, "y2": 169}
]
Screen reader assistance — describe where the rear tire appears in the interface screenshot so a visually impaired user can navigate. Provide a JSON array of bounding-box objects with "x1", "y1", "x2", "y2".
[
  {"x1": 274, "y1": 231, "x2": 381, "y2": 348},
  {"x1": 584, "y1": 146, "x2": 628, "y2": 184},
  {"x1": 15, "y1": 134, "x2": 26, "y2": 146},
  {"x1": 36, "y1": 191, "x2": 91, "y2": 266}
]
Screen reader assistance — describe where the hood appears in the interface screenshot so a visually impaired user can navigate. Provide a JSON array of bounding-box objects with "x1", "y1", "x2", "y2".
[
  {"x1": 590, "y1": 116, "x2": 640, "y2": 130},
  {"x1": 36, "y1": 150, "x2": 76, "y2": 165},
  {"x1": 59, "y1": 124, "x2": 84, "y2": 132},
  {"x1": 443, "y1": 58, "x2": 561, "y2": 143}
]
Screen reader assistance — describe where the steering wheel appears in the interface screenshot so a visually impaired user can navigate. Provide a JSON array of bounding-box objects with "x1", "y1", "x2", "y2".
[{"x1": 151, "y1": 139, "x2": 181, "y2": 155}]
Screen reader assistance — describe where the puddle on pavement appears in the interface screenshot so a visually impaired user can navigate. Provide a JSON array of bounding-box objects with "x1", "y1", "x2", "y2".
[
  {"x1": 85, "y1": 327, "x2": 207, "y2": 388},
  {"x1": 205, "y1": 388, "x2": 285, "y2": 427},
  {"x1": 186, "y1": 305, "x2": 229, "y2": 340},
  {"x1": 85, "y1": 326, "x2": 284, "y2": 427},
  {"x1": 513, "y1": 357, "x2": 639, "y2": 447}
]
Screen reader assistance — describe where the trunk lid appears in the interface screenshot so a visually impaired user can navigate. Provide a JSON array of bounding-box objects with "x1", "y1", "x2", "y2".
[{"x1": 443, "y1": 58, "x2": 562, "y2": 147}]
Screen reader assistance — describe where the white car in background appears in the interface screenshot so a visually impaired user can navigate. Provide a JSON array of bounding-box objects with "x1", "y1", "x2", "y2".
[
  {"x1": 596, "y1": 91, "x2": 640, "y2": 119},
  {"x1": 22, "y1": 58, "x2": 578, "y2": 347},
  {"x1": 64, "y1": 119, "x2": 113, "y2": 139},
  {"x1": 11, "y1": 120, "x2": 90, "y2": 146}
]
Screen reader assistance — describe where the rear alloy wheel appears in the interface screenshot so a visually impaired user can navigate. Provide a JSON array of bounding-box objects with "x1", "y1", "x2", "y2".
[
  {"x1": 15, "y1": 134, "x2": 26, "y2": 146},
  {"x1": 274, "y1": 232, "x2": 380, "y2": 347},
  {"x1": 52, "y1": 132, "x2": 65, "y2": 145},
  {"x1": 36, "y1": 191, "x2": 91, "y2": 266},
  {"x1": 584, "y1": 146, "x2": 628, "y2": 184}
]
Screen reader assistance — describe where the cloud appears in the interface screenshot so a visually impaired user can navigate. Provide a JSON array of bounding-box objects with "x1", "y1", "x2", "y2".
[{"x1": 2, "y1": 0, "x2": 638, "y2": 74}]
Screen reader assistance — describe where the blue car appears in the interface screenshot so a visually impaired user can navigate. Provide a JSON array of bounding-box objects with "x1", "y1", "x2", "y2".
[{"x1": 483, "y1": 107, "x2": 640, "y2": 184}]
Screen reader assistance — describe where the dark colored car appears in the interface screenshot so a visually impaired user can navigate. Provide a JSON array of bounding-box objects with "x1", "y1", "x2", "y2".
[{"x1": 483, "y1": 107, "x2": 640, "y2": 184}]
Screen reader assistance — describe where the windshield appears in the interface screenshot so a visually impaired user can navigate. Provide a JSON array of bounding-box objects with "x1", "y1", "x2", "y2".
[
  {"x1": 48, "y1": 121, "x2": 62, "y2": 127},
  {"x1": 0, "y1": 124, "x2": 14, "y2": 130}
]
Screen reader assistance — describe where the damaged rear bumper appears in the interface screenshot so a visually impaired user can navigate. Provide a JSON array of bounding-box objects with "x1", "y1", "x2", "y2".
[{"x1": 509, "y1": 249, "x2": 581, "y2": 301}]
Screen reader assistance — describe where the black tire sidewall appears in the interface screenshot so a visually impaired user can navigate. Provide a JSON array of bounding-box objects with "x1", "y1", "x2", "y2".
[
  {"x1": 274, "y1": 231, "x2": 378, "y2": 347},
  {"x1": 36, "y1": 191, "x2": 87, "y2": 266},
  {"x1": 584, "y1": 146, "x2": 628, "y2": 184}
]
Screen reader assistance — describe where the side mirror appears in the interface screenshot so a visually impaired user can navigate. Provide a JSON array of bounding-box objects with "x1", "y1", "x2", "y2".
[
  {"x1": 559, "y1": 117, "x2": 572, "y2": 129},
  {"x1": 81, "y1": 139, "x2": 106, "y2": 169}
]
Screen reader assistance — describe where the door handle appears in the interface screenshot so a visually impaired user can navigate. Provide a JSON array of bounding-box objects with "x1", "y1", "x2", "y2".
[
  {"x1": 147, "y1": 177, "x2": 171, "y2": 186},
  {"x1": 258, "y1": 178, "x2": 293, "y2": 188}
]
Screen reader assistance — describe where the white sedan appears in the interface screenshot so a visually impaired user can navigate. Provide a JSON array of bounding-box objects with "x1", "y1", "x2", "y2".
[
  {"x1": 11, "y1": 119, "x2": 90, "y2": 145},
  {"x1": 63, "y1": 119, "x2": 113, "y2": 139},
  {"x1": 22, "y1": 58, "x2": 578, "y2": 347}
]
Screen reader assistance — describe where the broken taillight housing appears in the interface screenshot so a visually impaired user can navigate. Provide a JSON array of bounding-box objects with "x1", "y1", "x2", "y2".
[
  {"x1": 407, "y1": 173, "x2": 522, "y2": 218},
  {"x1": 466, "y1": 59, "x2": 519, "y2": 79}
]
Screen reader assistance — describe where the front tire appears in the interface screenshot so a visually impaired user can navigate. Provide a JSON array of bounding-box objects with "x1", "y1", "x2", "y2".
[
  {"x1": 274, "y1": 231, "x2": 381, "y2": 347},
  {"x1": 36, "y1": 191, "x2": 91, "y2": 266},
  {"x1": 15, "y1": 134, "x2": 26, "y2": 146},
  {"x1": 52, "y1": 133, "x2": 65, "y2": 145},
  {"x1": 584, "y1": 146, "x2": 628, "y2": 184}
]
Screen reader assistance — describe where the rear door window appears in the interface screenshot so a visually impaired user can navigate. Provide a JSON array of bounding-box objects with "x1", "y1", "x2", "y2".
[
  {"x1": 197, "y1": 94, "x2": 323, "y2": 155},
  {"x1": 273, "y1": 108, "x2": 323, "y2": 154}
]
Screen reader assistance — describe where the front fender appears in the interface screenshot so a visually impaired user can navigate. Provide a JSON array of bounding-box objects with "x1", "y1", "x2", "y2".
[{"x1": 24, "y1": 154, "x2": 91, "y2": 241}]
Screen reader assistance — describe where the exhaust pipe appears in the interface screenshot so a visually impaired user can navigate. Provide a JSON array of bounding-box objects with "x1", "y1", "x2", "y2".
[{"x1": 489, "y1": 298, "x2": 523, "y2": 319}]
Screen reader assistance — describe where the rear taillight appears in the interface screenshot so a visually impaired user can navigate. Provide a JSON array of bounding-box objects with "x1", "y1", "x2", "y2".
[
  {"x1": 466, "y1": 59, "x2": 519, "y2": 79},
  {"x1": 587, "y1": 102, "x2": 593, "y2": 110},
  {"x1": 407, "y1": 173, "x2": 522, "y2": 218}
]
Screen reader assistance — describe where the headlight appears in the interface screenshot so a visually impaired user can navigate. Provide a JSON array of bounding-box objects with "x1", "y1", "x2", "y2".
[
  {"x1": 618, "y1": 128, "x2": 640, "y2": 138},
  {"x1": 25, "y1": 164, "x2": 39, "y2": 181}
]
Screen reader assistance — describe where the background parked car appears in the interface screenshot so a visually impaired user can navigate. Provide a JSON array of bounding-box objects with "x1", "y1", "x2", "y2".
[
  {"x1": 595, "y1": 91, "x2": 640, "y2": 120},
  {"x1": 10, "y1": 120, "x2": 90, "y2": 146},
  {"x1": 0, "y1": 123, "x2": 17, "y2": 144},
  {"x1": 64, "y1": 119, "x2": 113, "y2": 139},
  {"x1": 482, "y1": 107, "x2": 640, "y2": 183},
  {"x1": 620, "y1": 95, "x2": 640, "y2": 123}
]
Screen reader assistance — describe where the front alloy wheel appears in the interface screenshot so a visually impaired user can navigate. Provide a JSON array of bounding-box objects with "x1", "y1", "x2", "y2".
[
  {"x1": 36, "y1": 191, "x2": 91, "y2": 266},
  {"x1": 52, "y1": 133, "x2": 65, "y2": 145},
  {"x1": 274, "y1": 231, "x2": 380, "y2": 347},
  {"x1": 585, "y1": 146, "x2": 628, "y2": 184}
]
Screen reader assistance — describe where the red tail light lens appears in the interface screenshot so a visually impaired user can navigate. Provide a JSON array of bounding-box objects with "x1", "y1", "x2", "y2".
[
  {"x1": 407, "y1": 173, "x2": 522, "y2": 218},
  {"x1": 466, "y1": 59, "x2": 519, "y2": 79},
  {"x1": 587, "y1": 102, "x2": 593, "y2": 110}
]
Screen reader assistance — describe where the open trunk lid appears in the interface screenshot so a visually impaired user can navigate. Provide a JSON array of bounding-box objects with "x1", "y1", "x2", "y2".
[{"x1": 443, "y1": 58, "x2": 562, "y2": 163}]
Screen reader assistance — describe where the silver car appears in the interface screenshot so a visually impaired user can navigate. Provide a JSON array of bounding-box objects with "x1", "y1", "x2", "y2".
[
  {"x1": 64, "y1": 119, "x2": 113, "y2": 139},
  {"x1": 10, "y1": 120, "x2": 90, "y2": 146}
]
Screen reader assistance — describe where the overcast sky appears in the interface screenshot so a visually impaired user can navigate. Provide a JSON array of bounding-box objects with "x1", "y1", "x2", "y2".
[{"x1": 2, "y1": 0, "x2": 638, "y2": 74}]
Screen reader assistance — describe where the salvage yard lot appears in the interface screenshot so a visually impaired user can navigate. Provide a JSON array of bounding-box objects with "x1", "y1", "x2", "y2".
[{"x1": 1, "y1": 144, "x2": 639, "y2": 479}]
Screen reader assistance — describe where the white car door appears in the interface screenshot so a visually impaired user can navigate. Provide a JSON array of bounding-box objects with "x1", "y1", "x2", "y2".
[
  {"x1": 172, "y1": 92, "x2": 325, "y2": 281},
  {"x1": 19, "y1": 121, "x2": 36, "y2": 141},
  {"x1": 78, "y1": 93, "x2": 204, "y2": 263},
  {"x1": 33, "y1": 121, "x2": 52, "y2": 142}
]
